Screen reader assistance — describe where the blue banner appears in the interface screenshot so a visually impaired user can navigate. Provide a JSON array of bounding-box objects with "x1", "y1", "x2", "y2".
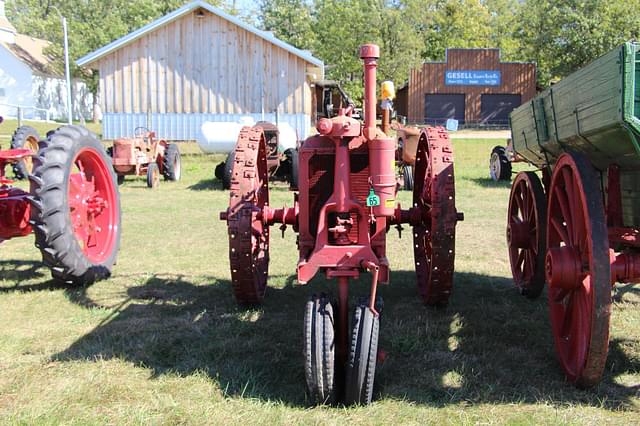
[{"x1": 445, "y1": 70, "x2": 501, "y2": 86}]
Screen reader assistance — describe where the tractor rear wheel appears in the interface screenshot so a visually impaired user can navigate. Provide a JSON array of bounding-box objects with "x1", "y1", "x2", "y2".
[
  {"x1": 344, "y1": 301, "x2": 379, "y2": 405},
  {"x1": 412, "y1": 127, "x2": 457, "y2": 306},
  {"x1": 147, "y1": 162, "x2": 160, "y2": 188},
  {"x1": 225, "y1": 126, "x2": 270, "y2": 305},
  {"x1": 11, "y1": 126, "x2": 41, "y2": 179},
  {"x1": 545, "y1": 152, "x2": 611, "y2": 387},
  {"x1": 507, "y1": 171, "x2": 547, "y2": 298},
  {"x1": 30, "y1": 125, "x2": 121, "y2": 285},
  {"x1": 162, "y1": 143, "x2": 181, "y2": 181},
  {"x1": 304, "y1": 294, "x2": 337, "y2": 405}
]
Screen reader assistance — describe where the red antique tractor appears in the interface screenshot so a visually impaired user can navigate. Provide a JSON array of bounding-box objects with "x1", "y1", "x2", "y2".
[
  {"x1": 109, "y1": 127, "x2": 181, "y2": 188},
  {"x1": 0, "y1": 117, "x2": 121, "y2": 285},
  {"x1": 220, "y1": 45, "x2": 463, "y2": 405}
]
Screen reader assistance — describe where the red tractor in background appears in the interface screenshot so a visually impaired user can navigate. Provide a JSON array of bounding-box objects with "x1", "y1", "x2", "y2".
[
  {"x1": 0, "y1": 116, "x2": 121, "y2": 285},
  {"x1": 109, "y1": 127, "x2": 181, "y2": 188},
  {"x1": 220, "y1": 45, "x2": 463, "y2": 405}
]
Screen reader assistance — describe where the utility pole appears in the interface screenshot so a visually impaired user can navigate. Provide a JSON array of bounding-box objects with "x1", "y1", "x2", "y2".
[{"x1": 52, "y1": 6, "x2": 72, "y2": 124}]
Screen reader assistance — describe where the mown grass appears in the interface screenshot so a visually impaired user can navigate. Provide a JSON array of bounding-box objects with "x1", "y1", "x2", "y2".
[{"x1": 0, "y1": 134, "x2": 638, "y2": 424}]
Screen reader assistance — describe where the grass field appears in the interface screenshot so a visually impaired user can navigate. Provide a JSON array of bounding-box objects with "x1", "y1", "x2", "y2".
[{"x1": 0, "y1": 132, "x2": 638, "y2": 424}]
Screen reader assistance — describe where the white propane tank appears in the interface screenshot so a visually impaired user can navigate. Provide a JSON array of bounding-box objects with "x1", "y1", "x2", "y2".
[
  {"x1": 197, "y1": 117, "x2": 255, "y2": 154},
  {"x1": 197, "y1": 118, "x2": 299, "y2": 154},
  {"x1": 275, "y1": 123, "x2": 298, "y2": 153}
]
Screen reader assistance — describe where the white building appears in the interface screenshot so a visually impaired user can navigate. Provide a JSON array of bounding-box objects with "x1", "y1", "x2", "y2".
[
  {"x1": 0, "y1": 0, "x2": 92, "y2": 121},
  {"x1": 77, "y1": 0, "x2": 324, "y2": 140}
]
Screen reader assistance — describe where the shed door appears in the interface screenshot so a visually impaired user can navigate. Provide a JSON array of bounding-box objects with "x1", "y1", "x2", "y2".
[
  {"x1": 480, "y1": 94, "x2": 521, "y2": 125},
  {"x1": 425, "y1": 94, "x2": 465, "y2": 125}
]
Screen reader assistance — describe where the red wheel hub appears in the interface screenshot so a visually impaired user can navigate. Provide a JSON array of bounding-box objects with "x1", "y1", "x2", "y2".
[
  {"x1": 507, "y1": 221, "x2": 531, "y2": 249},
  {"x1": 68, "y1": 148, "x2": 119, "y2": 263},
  {"x1": 545, "y1": 246, "x2": 584, "y2": 291}
]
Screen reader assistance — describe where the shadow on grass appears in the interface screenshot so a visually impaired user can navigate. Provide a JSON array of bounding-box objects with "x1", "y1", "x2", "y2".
[
  {"x1": 0, "y1": 259, "x2": 57, "y2": 293},
  {"x1": 50, "y1": 270, "x2": 639, "y2": 409},
  {"x1": 467, "y1": 177, "x2": 513, "y2": 188},
  {"x1": 188, "y1": 178, "x2": 224, "y2": 191}
]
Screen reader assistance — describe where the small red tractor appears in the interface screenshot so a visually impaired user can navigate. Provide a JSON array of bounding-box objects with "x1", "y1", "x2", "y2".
[
  {"x1": 0, "y1": 116, "x2": 121, "y2": 284},
  {"x1": 220, "y1": 45, "x2": 463, "y2": 405},
  {"x1": 109, "y1": 127, "x2": 181, "y2": 188}
]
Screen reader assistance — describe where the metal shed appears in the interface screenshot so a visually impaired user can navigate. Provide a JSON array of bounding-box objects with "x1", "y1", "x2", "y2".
[
  {"x1": 403, "y1": 48, "x2": 536, "y2": 126},
  {"x1": 77, "y1": 0, "x2": 324, "y2": 140}
]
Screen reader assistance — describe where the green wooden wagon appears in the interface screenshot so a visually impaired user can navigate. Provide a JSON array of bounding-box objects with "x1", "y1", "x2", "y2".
[{"x1": 507, "y1": 41, "x2": 640, "y2": 387}]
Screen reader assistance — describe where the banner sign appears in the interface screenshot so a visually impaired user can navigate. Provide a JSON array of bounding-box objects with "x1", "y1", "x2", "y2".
[{"x1": 445, "y1": 70, "x2": 501, "y2": 86}]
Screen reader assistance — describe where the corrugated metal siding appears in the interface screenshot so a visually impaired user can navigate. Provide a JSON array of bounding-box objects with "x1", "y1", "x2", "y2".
[
  {"x1": 95, "y1": 7, "x2": 316, "y2": 117},
  {"x1": 102, "y1": 112, "x2": 312, "y2": 141},
  {"x1": 408, "y1": 49, "x2": 536, "y2": 124}
]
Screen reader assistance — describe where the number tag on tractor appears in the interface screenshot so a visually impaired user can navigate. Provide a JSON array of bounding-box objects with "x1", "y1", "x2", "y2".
[{"x1": 366, "y1": 188, "x2": 380, "y2": 207}]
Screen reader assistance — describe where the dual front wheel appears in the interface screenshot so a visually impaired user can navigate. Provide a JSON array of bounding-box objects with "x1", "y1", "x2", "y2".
[
  {"x1": 507, "y1": 152, "x2": 611, "y2": 387},
  {"x1": 304, "y1": 294, "x2": 380, "y2": 406}
]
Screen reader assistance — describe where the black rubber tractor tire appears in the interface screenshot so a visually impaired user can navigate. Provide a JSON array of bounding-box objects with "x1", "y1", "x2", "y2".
[
  {"x1": 147, "y1": 162, "x2": 160, "y2": 188},
  {"x1": 304, "y1": 294, "x2": 337, "y2": 405},
  {"x1": 214, "y1": 161, "x2": 225, "y2": 181},
  {"x1": 402, "y1": 164, "x2": 414, "y2": 191},
  {"x1": 345, "y1": 301, "x2": 380, "y2": 405},
  {"x1": 162, "y1": 143, "x2": 181, "y2": 181},
  {"x1": 11, "y1": 125, "x2": 41, "y2": 179},
  {"x1": 117, "y1": 174, "x2": 125, "y2": 185},
  {"x1": 29, "y1": 125, "x2": 121, "y2": 286},
  {"x1": 490, "y1": 146, "x2": 512, "y2": 181},
  {"x1": 222, "y1": 151, "x2": 235, "y2": 190},
  {"x1": 289, "y1": 148, "x2": 299, "y2": 191}
]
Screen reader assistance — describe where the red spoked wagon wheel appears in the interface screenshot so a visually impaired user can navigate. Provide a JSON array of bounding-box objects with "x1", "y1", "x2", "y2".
[
  {"x1": 225, "y1": 126, "x2": 270, "y2": 305},
  {"x1": 30, "y1": 125, "x2": 121, "y2": 285},
  {"x1": 507, "y1": 171, "x2": 547, "y2": 298},
  {"x1": 545, "y1": 152, "x2": 611, "y2": 387},
  {"x1": 413, "y1": 127, "x2": 457, "y2": 306}
]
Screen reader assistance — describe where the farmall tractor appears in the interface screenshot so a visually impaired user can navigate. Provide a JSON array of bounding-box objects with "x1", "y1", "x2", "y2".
[
  {"x1": 0, "y1": 117, "x2": 121, "y2": 285},
  {"x1": 220, "y1": 45, "x2": 463, "y2": 405},
  {"x1": 109, "y1": 127, "x2": 181, "y2": 188}
]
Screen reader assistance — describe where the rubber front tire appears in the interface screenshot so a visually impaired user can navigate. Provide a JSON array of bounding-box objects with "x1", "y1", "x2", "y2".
[
  {"x1": 345, "y1": 302, "x2": 380, "y2": 405},
  {"x1": 304, "y1": 294, "x2": 336, "y2": 405},
  {"x1": 489, "y1": 146, "x2": 512, "y2": 181},
  {"x1": 222, "y1": 151, "x2": 235, "y2": 190},
  {"x1": 30, "y1": 125, "x2": 121, "y2": 286},
  {"x1": 402, "y1": 164, "x2": 413, "y2": 191},
  {"x1": 11, "y1": 125, "x2": 41, "y2": 179},
  {"x1": 147, "y1": 162, "x2": 160, "y2": 188},
  {"x1": 289, "y1": 148, "x2": 299, "y2": 191},
  {"x1": 162, "y1": 143, "x2": 181, "y2": 181}
]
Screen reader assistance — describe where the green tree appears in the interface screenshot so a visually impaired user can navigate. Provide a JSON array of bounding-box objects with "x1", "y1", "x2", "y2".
[
  {"x1": 516, "y1": 0, "x2": 640, "y2": 86},
  {"x1": 259, "y1": 0, "x2": 316, "y2": 50}
]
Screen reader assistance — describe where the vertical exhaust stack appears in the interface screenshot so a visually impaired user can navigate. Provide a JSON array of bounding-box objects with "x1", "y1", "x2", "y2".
[
  {"x1": 360, "y1": 44, "x2": 396, "y2": 217},
  {"x1": 359, "y1": 44, "x2": 380, "y2": 140}
]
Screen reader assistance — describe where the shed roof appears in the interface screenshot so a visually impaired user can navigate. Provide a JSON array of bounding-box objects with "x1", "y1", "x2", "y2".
[{"x1": 76, "y1": 0, "x2": 323, "y2": 68}]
